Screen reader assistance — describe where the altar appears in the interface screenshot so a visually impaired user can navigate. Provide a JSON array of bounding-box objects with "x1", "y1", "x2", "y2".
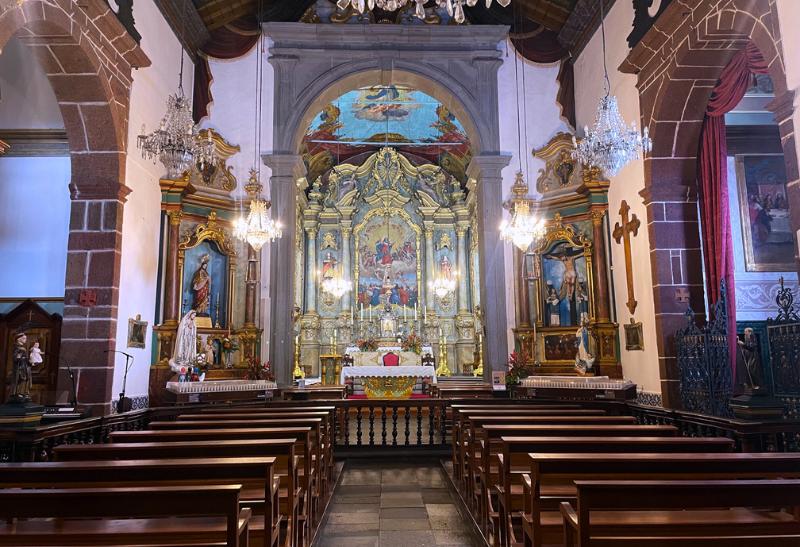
[{"x1": 341, "y1": 365, "x2": 436, "y2": 399}]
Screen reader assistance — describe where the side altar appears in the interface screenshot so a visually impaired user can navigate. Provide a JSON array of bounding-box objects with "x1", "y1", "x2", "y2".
[{"x1": 147, "y1": 130, "x2": 270, "y2": 406}]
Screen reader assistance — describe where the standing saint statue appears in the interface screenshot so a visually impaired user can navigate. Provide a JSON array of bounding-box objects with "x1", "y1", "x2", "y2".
[
  {"x1": 574, "y1": 317, "x2": 595, "y2": 375},
  {"x1": 191, "y1": 254, "x2": 212, "y2": 316},
  {"x1": 9, "y1": 331, "x2": 32, "y2": 403},
  {"x1": 737, "y1": 327, "x2": 763, "y2": 390},
  {"x1": 169, "y1": 310, "x2": 198, "y2": 373}
]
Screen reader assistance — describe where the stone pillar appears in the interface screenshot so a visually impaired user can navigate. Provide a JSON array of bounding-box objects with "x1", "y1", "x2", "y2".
[
  {"x1": 590, "y1": 208, "x2": 611, "y2": 322},
  {"x1": 305, "y1": 226, "x2": 318, "y2": 313},
  {"x1": 515, "y1": 247, "x2": 531, "y2": 328},
  {"x1": 163, "y1": 210, "x2": 182, "y2": 326},
  {"x1": 424, "y1": 223, "x2": 436, "y2": 311},
  {"x1": 341, "y1": 225, "x2": 352, "y2": 312},
  {"x1": 244, "y1": 245, "x2": 258, "y2": 328},
  {"x1": 263, "y1": 153, "x2": 304, "y2": 386},
  {"x1": 467, "y1": 154, "x2": 511, "y2": 376},
  {"x1": 456, "y1": 224, "x2": 470, "y2": 313},
  {"x1": 60, "y1": 183, "x2": 130, "y2": 415}
]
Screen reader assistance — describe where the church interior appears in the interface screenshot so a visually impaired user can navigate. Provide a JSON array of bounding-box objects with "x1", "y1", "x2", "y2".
[{"x1": 1, "y1": 0, "x2": 800, "y2": 545}]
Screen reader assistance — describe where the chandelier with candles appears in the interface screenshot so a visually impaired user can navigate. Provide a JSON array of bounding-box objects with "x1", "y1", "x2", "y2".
[{"x1": 336, "y1": 0, "x2": 511, "y2": 24}]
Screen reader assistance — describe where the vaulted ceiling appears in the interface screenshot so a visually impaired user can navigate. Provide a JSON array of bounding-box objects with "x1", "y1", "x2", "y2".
[{"x1": 159, "y1": 0, "x2": 613, "y2": 62}]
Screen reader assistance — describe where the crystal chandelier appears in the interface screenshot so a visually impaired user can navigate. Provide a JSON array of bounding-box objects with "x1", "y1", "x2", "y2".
[
  {"x1": 430, "y1": 274, "x2": 457, "y2": 298},
  {"x1": 337, "y1": 0, "x2": 511, "y2": 24},
  {"x1": 500, "y1": 172, "x2": 546, "y2": 252},
  {"x1": 572, "y1": 1, "x2": 651, "y2": 177},
  {"x1": 322, "y1": 276, "x2": 352, "y2": 298},
  {"x1": 235, "y1": 170, "x2": 283, "y2": 252},
  {"x1": 137, "y1": 0, "x2": 214, "y2": 179}
]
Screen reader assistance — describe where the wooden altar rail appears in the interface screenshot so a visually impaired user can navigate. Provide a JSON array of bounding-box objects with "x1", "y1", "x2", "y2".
[{"x1": 3, "y1": 399, "x2": 800, "y2": 462}]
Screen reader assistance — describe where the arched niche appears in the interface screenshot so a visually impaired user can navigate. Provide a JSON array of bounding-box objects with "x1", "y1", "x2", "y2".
[{"x1": 263, "y1": 22, "x2": 510, "y2": 384}]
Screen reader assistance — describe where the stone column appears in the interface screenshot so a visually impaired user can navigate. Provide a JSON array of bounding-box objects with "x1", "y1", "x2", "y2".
[
  {"x1": 341, "y1": 225, "x2": 352, "y2": 312},
  {"x1": 163, "y1": 210, "x2": 182, "y2": 326},
  {"x1": 467, "y1": 154, "x2": 511, "y2": 376},
  {"x1": 244, "y1": 245, "x2": 258, "y2": 328},
  {"x1": 456, "y1": 225, "x2": 469, "y2": 313},
  {"x1": 305, "y1": 225, "x2": 318, "y2": 313},
  {"x1": 424, "y1": 222, "x2": 436, "y2": 311},
  {"x1": 263, "y1": 153, "x2": 304, "y2": 386},
  {"x1": 590, "y1": 208, "x2": 611, "y2": 322},
  {"x1": 515, "y1": 247, "x2": 531, "y2": 328}
]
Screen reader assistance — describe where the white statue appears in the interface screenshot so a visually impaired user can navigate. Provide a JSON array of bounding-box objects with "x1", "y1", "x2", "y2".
[
  {"x1": 29, "y1": 341, "x2": 44, "y2": 367},
  {"x1": 574, "y1": 318, "x2": 595, "y2": 375},
  {"x1": 203, "y1": 337, "x2": 216, "y2": 367},
  {"x1": 170, "y1": 310, "x2": 197, "y2": 374}
]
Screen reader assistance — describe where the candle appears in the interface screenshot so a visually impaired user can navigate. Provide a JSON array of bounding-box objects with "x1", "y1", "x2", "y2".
[
  {"x1": 360, "y1": 304, "x2": 364, "y2": 321},
  {"x1": 369, "y1": 306, "x2": 372, "y2": 321},
  {"x1": 403, "y1": 306, "x2": 407, "y2": 321},
  {"x1": 414, "y1": 302, "x2": 418, "y2": 321}
]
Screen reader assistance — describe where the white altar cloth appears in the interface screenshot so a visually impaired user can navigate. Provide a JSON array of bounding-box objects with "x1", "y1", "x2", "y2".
[{"x1": 341, "y1": 365, "x2": 437, "y2": 384}]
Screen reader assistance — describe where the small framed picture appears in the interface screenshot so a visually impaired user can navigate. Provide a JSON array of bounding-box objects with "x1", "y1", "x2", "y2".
[
  {"x1": 492, "y1": 371, "x2": 507, "y2": 390},
  {"x1": 623, "y1": 318, "x2": 643, "y2": 351},
  {"x1": 127, "y1": 314, "x2": 148, "y2": 349}
]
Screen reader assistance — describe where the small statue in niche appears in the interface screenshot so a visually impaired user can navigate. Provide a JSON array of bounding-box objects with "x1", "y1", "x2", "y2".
[
  {"x1": 9, "y1": 331, "x2": 32, "y2": 403},
  {"x1": 575, "y1": 282, "x2": 590, "y2": 324},
  {"x1": 574, "y1": 318, "x2": 595, "y2": 376},
  {"x1": 554, "y1": 150, "x2": 575, "y2": 187},
  {"x1": 546, "y1": 285, "x2": 561, "y2": 327},
  {"x1": 437, "y1": 232, "x2": 452, "y2": 251},
  {"x1": 203, "y1": 337, "x2": 216, "y2": 368},
  {"x1": 292, "y1": 305, "x2": 302, "y2": 335},
  {"x1": 29, "y1": 341, "x2": 44, "y2": 369},
  {"x1": 321, "y1": 232, "x2": 338, "y2": 251},
  {"x1": 737, "y1": 327, "x2": 763, "y2": 391},
  {"x1": 191, "y1": 254, "x2": 212, "y2": 316}
]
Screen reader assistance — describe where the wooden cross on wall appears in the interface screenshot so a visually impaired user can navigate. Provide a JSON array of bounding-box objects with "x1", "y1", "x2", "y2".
[{"x1": 613, "y1": 200, "x2": 641, "y2": 315}]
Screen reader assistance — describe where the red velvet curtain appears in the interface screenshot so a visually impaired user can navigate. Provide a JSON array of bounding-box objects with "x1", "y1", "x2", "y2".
[
  {"x1": 698, "y1": 42, "x2": 768, "y2": 370},
  {"x1": 192, "y1": 20, "x2": 260, "y2": 122}
]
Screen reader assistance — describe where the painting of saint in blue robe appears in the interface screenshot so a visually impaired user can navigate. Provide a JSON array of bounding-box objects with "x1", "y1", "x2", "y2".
[{"x1": 541, "y1": 243, "x2": 589, "y2": 328}]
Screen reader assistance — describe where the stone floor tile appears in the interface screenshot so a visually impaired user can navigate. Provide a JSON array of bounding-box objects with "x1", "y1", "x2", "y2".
[
  {"x1": 337, "y1": 485, "x2": 381, "y2": 496},
  {"x1": 381, "y1": 483, "x2": 423, "y2": 493},
  {"x1": 317, "y1": 536, "x2": 379, "y2": 547},
  {"x1": 326, "y1": 512, "x2": 380, "y2": 525},
  {"x1": 428, "y1": 515, "x2": 467, "y2": 530},
  {"x1": 425, "y1": 503, "x2": 460, "y2": 517},
  {"x1": 333, "y1": 495, "x2": 381, "y2": 504},
  {"x1": 328, "y1": 503, "x2": 380, "y2": 513},
  {"x1": 380, "y1": 506, "x2": 429, "y2": 519},
  {"x1": 380, "y1": 492, "x2": 425, "y2": 507},
  {"x1": 379, "y1": 530, "x2": 437, "y2": 547},
  {"x1": 421, "y1": 488, "x2": 454, "y2": 504},
  {"x1": 433, "y1": 529, "x2": 481, "y2": 546},
  {"x1": 319, "y1": 523, "x2": 380, "y2": 536},
  {"x1": 379, "y1": 517, "x2": 432, "y2": 531}
]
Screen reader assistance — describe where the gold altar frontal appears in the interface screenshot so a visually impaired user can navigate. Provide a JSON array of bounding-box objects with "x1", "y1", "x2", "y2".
[{"x1": 362, "y1": 376, "x2": 418, "y2": 399}]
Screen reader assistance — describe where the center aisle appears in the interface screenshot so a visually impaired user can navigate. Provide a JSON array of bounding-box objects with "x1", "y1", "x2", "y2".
[{"x1": 316, "y1": 458, "x2": 483, "y2": 547}]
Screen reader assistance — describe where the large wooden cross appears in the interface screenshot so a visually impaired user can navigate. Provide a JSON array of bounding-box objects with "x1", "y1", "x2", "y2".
[{"x1": 613, "y1": 200, "x2": 640, "y2": 315}]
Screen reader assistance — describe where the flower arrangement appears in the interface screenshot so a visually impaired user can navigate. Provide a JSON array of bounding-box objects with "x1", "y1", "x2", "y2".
[
  {"x1": 506, "y1": 347, "x2": 534, "y2": 386},
  {"x1": 356, "y1": 338, "x2": 378, "y2": 351},
  {"x1": 244, "y1": 357, "x2": 274, "y2": 381},
  {"x1": 401, "y1": 333, "x2": 422, "y2": 354}
]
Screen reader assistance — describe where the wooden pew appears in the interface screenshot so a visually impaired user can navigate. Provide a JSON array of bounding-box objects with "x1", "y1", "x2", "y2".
[
  {"x1": 451, "y1": 407, "x2": 605, "y2": 483},
  {"x1": 175, "y1": 412, "x2": 335, "y2": 489},
  {"x1": 472, "y1": 424, "x2": 677, "y2": 543},
  {"x1": 517, "y1": 452, "x2": 800, "y2": 547},
  {"x1": 149, "y1": 418, "x2": 327, "y2": 503},
  {"x1": 110, "y1": 428, "x2": 313, "y2": 547},
  {"x1": 54, "y1": 440, "x2": 300, "y2": 547},
  {"x1": 0, "y1": 457, "x2": 277, "y2": 547},
  {"x1": 0, "y1": 484, "x2": 250, "y2": 546},
  {"x1": 561, "y1": 479, "x2": 800, "y2": 546}
]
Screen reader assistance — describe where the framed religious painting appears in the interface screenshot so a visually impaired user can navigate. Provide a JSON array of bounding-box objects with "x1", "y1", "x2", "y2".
[
  {"x1": 178, "y1": 211, "x2": 237, "y2": 330},
  {"x1": 735, "y1": 154, "x2": 795, "y2": 271},
  {"x1": 127, "y1": 314, "x2": 147, "y2": 349}
]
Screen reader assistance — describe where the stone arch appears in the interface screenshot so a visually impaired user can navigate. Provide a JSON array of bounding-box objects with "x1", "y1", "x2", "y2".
[
  {"x1": 0, "y1": 0, "x2": 149, "y2": 413},
  {"x1": 263, "y1": 22, "x2": 510, "y2": 384},
  {"x1": 622, "y1": 0, "x2": 795, "y2": 408}
]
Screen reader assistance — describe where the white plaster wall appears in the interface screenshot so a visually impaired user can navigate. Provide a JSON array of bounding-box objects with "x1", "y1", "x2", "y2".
[
  {"x1": 573, "y1": 0, "x2": 661, "y2": 395},
  {"x1": 112, "y1": 1, "x2": 195, "y2": 402},
  {"x1": 776, "y1": 0, "x2": 800, "y2": 260},
  {"x1": 497, "y1": 39, "x2": 572, "y2": 353},
  {"x1": 0, "y1": 157, "x2": 70, "y2": 296},
  {"x1": 0, "y1": 36, "x2": 64, "y2": 129},
  {"x1": 199, "y1": 41, "x2": 277, "y2": 365}
]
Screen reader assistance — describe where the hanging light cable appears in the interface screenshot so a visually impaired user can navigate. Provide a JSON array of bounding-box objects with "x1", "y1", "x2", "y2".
[
  {"x1": 572, "y1": 0, "x2": 652, "y2": 176},
  {"x1": 235, "y1": 0, "x2": 282, "y2": 252},
  {"x1": 137, "y1": 0, "x2": 214, "y2": 179}
]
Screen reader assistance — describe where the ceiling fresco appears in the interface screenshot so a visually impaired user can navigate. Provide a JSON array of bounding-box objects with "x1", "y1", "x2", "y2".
[{"x1": 302, "y1": 85, "x2": 472, "y2": 184}]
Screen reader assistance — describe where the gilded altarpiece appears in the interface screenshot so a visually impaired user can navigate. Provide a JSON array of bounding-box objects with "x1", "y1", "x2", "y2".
[
  {"x1": 513, "y1": 133, "x2": 620, "y2": 378},
  {"x1": 297, "y1": 147, "x2": 480, "y2": 375},
  {"x1": 148, "y1": 130, "x2": 264, "y2": 405}
]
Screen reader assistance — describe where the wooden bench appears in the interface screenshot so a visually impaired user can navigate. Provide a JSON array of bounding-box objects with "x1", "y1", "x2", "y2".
[
  {"x1": 561, "y1": 479, "x2": 800, "y2": 546},
  {"x1": 54, "y1": 440, "x2": 300, "y2": 547},
  {"x1": 0, "y1": 457, "x2": 278, "y2": 547},
  {"x1": 0, "y1": 484, "x2": 250, "y2": 546},
  {"x1": 516, "y1": 452, "x2": 800, "y2": 547},
  {"x1": 472, "y1": 424, "x2": 677, "y2": 543}
]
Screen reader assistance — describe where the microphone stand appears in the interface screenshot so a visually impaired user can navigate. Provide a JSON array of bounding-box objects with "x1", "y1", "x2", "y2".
[
  {"x1": 106, "y1": 350, "x2": 134, "y2": 413},
  {"x1": 65, "y1": 363, "x2": 77, "y2": 408}
]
